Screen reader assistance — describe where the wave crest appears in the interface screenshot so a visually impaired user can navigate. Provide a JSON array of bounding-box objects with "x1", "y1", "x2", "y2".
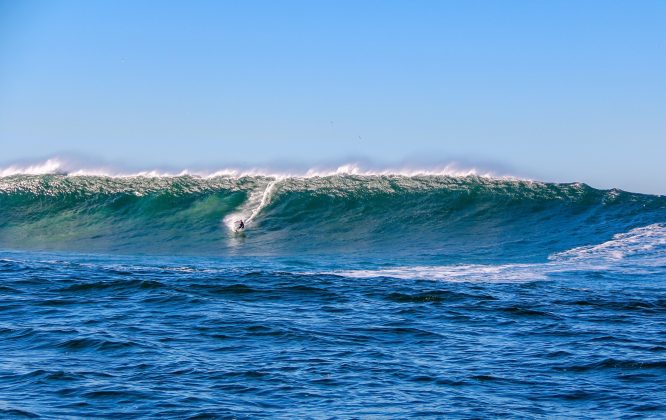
[{"x1": 0, "y1": 158, "x2": 510, "y2": 179}]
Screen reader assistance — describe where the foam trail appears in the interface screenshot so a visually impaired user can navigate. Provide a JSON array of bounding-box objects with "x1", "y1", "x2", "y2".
[
  {"x1": 223, "y1": 180, "x2": 280, "y2": 231},
  {"x1": 246, "y1": 180, "x2": 279, "y2": 224}
]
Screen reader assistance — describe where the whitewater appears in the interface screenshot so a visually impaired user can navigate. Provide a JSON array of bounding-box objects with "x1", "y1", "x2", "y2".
[{"x1": 0, "y1": 165, "x2": 665, "y2": 417}]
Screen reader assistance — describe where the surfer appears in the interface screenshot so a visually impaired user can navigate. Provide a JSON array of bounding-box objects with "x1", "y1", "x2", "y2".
[{"x1": 238, "y1": 220, "x2": 245, "y2": 230}]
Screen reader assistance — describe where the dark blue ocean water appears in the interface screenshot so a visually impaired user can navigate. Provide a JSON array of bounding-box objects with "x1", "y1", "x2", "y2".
[{"x1": 1, "y1": 174, "x2": 665, "y2": 418}]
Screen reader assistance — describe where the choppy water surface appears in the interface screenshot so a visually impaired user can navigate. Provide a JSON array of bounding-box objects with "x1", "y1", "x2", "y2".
[{"x1": 0, "y1": 174, "x2": 665, "y2": 417}]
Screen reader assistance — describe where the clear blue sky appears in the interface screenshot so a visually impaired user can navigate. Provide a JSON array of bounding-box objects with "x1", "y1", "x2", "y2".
[{"x1": 1, "y1": 0, "x2": 664, "y2": 193}]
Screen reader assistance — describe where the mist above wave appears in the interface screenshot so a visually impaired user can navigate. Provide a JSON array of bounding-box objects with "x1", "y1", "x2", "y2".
[{"x1": 0, "y1": 157, "x2": 511, "y2": 179}]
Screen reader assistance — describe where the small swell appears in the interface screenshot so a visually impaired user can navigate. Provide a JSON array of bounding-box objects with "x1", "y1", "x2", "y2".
[
  {"x1": 56, "y1": 337, "x2": 142, "y2": 352},
  {"x1": 58, "y1": 279, "x2": 167, "y2": 293},
  {"x1": 555, "y1": 358, "x2": 666, "y2": 372}
]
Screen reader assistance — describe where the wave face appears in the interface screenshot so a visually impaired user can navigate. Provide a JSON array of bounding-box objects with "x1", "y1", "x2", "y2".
[{"x1": 0, "y1": 174, "x2": 664, "y2": 261}]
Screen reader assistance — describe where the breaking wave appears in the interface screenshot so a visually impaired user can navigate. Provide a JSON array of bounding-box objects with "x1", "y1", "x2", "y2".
[{"x1": 0, "y1": 172, "x2": 664, "y2": 260}]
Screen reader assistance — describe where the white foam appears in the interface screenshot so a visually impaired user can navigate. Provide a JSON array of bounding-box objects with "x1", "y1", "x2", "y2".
[
  {"x1": 550, "y1": 223, "x2": 666, "y2": 263},
  {"x1": 329, "y1": 263, "x2": 546, "y2": 283},
  {"x1": 324, "y1": 224, "x2": 666, "y2": 283}
]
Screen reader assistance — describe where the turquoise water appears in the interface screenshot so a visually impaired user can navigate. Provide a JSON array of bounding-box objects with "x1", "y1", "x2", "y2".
[{"x1": 1, "y1": 174, "x2": 665, "y2": 417}]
